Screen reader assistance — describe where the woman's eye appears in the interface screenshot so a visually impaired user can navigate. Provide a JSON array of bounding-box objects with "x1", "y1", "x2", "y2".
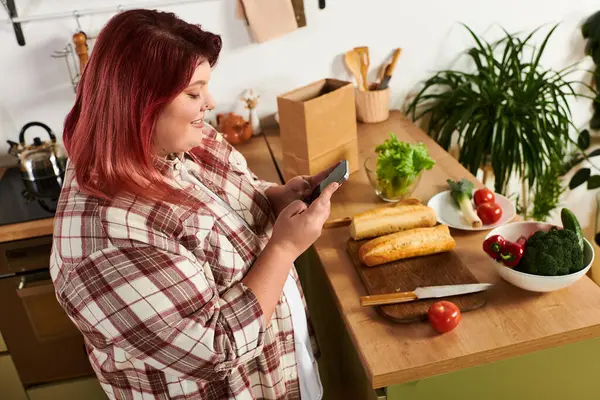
[{"x1": 188, "y1": 94, "x2": 200, "y2": 100}]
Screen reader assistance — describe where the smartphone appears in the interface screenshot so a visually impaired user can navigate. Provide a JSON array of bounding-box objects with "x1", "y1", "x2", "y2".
[{"x1": 305, "y1": 160, "x2": 349, "y2": 204}]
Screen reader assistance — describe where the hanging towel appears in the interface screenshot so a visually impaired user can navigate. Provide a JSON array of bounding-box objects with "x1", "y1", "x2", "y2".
[{"x1": 240, "y1": 0, "x2": 298, "y2": 43}]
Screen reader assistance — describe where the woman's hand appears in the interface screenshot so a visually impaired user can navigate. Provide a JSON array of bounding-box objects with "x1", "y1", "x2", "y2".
[
  {"x1": 243, "y1": 181, "x2": 339, "y2": 322},
  {"x1": 265, "y1": 162, "x2": 340, "y2": 216},
  {"x1": 269, "y1": 181, "x2": 340, "y2": 259}
]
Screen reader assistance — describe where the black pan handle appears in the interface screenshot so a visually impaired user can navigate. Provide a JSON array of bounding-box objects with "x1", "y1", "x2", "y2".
[
  {"x1": 19, "y1": 122, "x2": 56, "y2": 146},
  {"x1": 6, "y1": 0, "x2": 25, "y2": 46},
  {"x1": 318, "y1": 0, "x2": 326, "y2": 9}
]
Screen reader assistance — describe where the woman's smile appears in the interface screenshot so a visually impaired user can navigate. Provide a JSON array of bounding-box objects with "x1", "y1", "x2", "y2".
[{"x1": 190, "y1": 117, "x2": 205, "y2": 128}]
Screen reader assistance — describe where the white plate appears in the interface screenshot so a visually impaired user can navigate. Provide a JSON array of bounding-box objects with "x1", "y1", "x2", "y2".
[{"x1": 427, "y1": 190, "x2": 516, "y2": 231}]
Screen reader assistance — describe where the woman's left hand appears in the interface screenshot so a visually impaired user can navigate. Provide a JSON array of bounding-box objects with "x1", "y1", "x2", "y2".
[{"x1": 266, "y1": 163, "x2": 340, "y2": 216}]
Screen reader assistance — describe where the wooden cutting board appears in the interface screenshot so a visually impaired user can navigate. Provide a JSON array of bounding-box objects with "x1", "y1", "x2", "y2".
[{"x1": 347, "y1": 239, "x2": 487, "y2": 323}]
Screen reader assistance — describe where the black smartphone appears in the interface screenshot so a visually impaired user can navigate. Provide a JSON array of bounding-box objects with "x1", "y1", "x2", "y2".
[{"x1": 305, "y1": 160, "x2": 349, "y2": 204}]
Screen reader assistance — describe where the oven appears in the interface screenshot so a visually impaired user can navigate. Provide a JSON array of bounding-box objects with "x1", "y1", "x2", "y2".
[{"x1": 0, "y1": 235, "x2": 95, "y2": 388}]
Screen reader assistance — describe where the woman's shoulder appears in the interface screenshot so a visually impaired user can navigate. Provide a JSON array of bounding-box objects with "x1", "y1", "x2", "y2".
[{"x1": 54, "y1": 165, "x2": 214, "y2": 265}]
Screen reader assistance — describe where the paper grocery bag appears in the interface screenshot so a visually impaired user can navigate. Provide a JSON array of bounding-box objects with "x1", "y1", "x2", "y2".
[{"x1": 277, "y1": 79, "x2": 359, "y2": 180}]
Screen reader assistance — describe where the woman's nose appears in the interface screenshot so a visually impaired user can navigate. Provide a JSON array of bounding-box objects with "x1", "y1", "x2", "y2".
[{"x1": 204, "y1": 92, "x2": 216, "y2": 111}]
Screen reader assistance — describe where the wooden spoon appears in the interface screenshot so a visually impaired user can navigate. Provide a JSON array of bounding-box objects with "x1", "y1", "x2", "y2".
[
  {"x1": 344, "y1": 50, "x2": 364, "y2": 89},
  {"x1": 353, "y1": 46, "x2": 370, "y2": 91}
]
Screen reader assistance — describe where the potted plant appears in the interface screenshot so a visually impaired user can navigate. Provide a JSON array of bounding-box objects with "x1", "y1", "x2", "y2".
[
  {"x1": 582, "y1": 11, "x2": 600, "y2": 130},
  {"x1": 405, "y1": 24, "x2": 586, "y2": 221}
]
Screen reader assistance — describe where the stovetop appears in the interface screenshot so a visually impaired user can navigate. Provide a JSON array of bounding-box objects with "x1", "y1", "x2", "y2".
[{"x1": 0, "y1": 168, "x2": 57, "y2": 226}]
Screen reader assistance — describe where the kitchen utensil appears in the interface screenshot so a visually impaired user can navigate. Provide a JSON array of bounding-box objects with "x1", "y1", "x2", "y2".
[
  {"x1": 6, "y1": 0, "x2": 25, "y2": 46},
  {"x1": 6, "y1": 122, "x2": 67, "y2": 200},
  {"x1": 72, "y1": 32, "x2": 89, "y2": 74},
  {"x1": 353, "y1": 46, "x2": 370, "y2": 91},
  {"x1": 377, "y1": 62, "x2": 389, "y2": 83},
  {"x1": 324, "y1": 216, "x2": 352, "y2": 229},
  {"x1": 360, "y1": 283, "x2": 493, "y2": 307},
  {"x1": 344, "y1": 50, "x2": 364, "y2": 89},
  {"x1": 318, "y1": 0, "x2": 326, "y2": 9},
  {"x1": 378, "y1": 48, "x2": 402, "y2": 90},
  {"x1": 427, "y1": 190, "x2": 516, "y2": 231},
  {"x1": 355, "y1": 87, "x2": 391, "y2": 123},
  {"x1": 346, "y1": 239, "x2": 487, "y2": 323},
  {"x1": 485, "y1": 222, "x2": 594, "y2": 292}
]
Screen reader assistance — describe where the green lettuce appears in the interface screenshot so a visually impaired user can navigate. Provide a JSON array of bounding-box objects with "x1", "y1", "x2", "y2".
[{"x1": 374, "y1": 133, "x2": 435, "y2": 198}]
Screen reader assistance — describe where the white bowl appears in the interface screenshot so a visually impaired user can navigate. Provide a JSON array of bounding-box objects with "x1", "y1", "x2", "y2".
[{"x1": 484, "y1": 222, "x2": 594, "y2": 292}]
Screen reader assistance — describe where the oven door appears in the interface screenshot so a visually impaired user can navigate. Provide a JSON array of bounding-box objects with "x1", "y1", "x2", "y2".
[{"x1": 0, "y1": 246, "x2": 94, "y2": 387}]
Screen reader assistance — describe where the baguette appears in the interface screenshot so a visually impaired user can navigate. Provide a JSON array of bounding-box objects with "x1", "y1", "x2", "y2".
[
  {"x1": 350, "y1": 198, "x2": 437, "y2": 240},
  {"x1": 358, "y1": 224, "x2": 456, "y2": 267}
]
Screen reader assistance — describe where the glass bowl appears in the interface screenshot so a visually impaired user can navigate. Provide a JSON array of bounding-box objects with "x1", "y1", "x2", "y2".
[{"x1": 364, "y1": 156, "x2": 423, "y2": 202}]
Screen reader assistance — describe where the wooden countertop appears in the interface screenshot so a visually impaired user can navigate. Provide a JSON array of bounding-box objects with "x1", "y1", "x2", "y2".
[
  {"x1": 264, "y1": 110, "x2": 600, "y2": 389},
  {"x1": 0, "y1": 135, "x2": 282, "y2": 244}
]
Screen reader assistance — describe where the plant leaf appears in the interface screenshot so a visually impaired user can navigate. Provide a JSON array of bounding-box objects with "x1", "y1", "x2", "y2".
[
  {"x1": 578, "y1": 129, "x2": 591, "y2": 150},
  {"x1": 588, "y1": 175, "x2": 600, "y2": 189},
  {"x1": 569, "y1": 168, "x2": 591, "y2": 189}
]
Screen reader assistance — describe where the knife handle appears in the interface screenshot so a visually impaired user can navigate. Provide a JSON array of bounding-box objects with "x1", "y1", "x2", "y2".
[
  {"x1": 388, "y1": 48, "x2": 402, "y2": 74},
  {"x1": 73, "y1": 32, "x2": 89, "y2": 75},
  {"x1": 323, "y1": 216, "x2": 351, "y2": 229},
  {"x1": 360, "y1": 291, "x2": 418, "y2": 307}
]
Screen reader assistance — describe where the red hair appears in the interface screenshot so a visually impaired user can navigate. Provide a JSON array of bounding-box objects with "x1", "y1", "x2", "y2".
[{"x1": 63, "y1": 9, "x2": 222, "y2": 204}]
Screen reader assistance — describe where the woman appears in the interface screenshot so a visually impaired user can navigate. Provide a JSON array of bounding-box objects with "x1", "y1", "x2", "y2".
[{"x1": 50, "y1": 9, "x2": 339, "y2": 400}]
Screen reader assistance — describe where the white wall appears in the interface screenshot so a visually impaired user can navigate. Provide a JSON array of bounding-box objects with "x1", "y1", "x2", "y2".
[
  {"x1": 2, "y1": 0, "x2": 598, "y2": 142},
  {"x1": 1, "y1": 0, "x2": 599, "y2": 230}
]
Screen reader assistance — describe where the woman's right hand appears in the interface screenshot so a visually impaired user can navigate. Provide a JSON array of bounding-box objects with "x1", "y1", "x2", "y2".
[{"x1": 269, "y1": 182, "x2": 340, "y2": 259}]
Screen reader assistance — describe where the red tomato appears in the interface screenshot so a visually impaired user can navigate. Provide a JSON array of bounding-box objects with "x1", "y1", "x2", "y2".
[
  {"x1": 428, "y1": 301, "x2": 461, "y2": 333},
  {"x1": 473, "y1": 188, "x2": 495, "y2": 207},
  {"x1": 477, "y1": 202, "x2": 503, "y2": 225}
]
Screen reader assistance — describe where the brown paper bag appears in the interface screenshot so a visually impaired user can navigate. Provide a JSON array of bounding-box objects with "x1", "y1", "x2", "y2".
[{"x1": 276, "y1": 79, "x2": 359, "y2": 180}]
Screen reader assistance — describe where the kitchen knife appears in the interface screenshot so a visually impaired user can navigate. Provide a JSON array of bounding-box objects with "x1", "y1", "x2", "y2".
[
  {"x1": 360, "y1": 283, "x2": 492, "y2": 307},
  {"x1": 378, "y1": 48, "x2": 402, "y2": 90}
]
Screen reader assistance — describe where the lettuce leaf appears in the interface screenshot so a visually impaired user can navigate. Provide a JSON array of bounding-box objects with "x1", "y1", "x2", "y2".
[{"x1": 374, "y1": 133, "x2": 435, "y2": 198}]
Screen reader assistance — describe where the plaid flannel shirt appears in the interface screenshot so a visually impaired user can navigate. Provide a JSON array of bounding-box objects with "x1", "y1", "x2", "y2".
[{"x1": 50, "y1": 125, "x2": 318, "y2": 399}]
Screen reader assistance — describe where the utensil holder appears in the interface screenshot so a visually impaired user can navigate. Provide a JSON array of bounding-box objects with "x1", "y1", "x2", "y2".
[{"x1": 355, "y1": 86, "x2": 390, "y2": 123}]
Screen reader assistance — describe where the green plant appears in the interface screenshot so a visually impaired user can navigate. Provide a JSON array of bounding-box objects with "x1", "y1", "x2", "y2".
[
  {"x1": 559, "y1": 129, "x2": 600, "y2": 191},
  {"x1": 582, "y1": 11, "x2": 600, "y2": 129},
  {"x1": 405, "y1": 24, "x2": 584, "y2": 221},
  {"x1": 374, "y1": 134, "x2": 435, "y2": 198}
]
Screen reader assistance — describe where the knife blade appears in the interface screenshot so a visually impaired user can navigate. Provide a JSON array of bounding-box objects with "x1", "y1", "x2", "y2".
[{"x1": 360, "y1": 283, "x2": 492, "y2": 307}]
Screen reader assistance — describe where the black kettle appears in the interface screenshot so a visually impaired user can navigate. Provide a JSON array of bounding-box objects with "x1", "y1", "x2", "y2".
[{"x1": 7, "y1": 122, "x2": 67, "y2": 199}]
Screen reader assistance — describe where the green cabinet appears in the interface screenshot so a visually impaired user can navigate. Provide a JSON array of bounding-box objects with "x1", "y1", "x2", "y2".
[
  {"x1": 296, "y1": 248, "x2": 600, "y2": 400},
  {"x1": 387, "y1": 336, "x2": 600, "y2": 400}
]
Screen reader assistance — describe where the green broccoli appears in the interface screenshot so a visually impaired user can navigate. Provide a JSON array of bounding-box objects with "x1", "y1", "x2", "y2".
[{"x1": 516, "y1": 228, "x2": 584, "y2": 276}]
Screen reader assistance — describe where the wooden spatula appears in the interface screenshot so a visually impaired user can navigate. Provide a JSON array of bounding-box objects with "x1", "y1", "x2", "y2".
[
  {"x1": 353, "y1": 46, "x2": 370, "y2": 91},
  {"x1": 344, "y1": 50, "x2": 364, "y2": 90}
]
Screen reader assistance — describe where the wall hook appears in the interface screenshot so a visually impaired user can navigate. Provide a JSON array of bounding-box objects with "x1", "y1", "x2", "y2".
[{"x1": 73, "y1": 10, "x2": 82, "y2": 32}]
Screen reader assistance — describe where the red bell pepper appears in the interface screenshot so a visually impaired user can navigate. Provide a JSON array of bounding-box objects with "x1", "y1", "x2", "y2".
[
  {"x1": 483, "y1": 235, "x2": 505, "y2": 259},
  {"x1": 483, "y1": 235, "x2": 528, "y2": 268}
]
